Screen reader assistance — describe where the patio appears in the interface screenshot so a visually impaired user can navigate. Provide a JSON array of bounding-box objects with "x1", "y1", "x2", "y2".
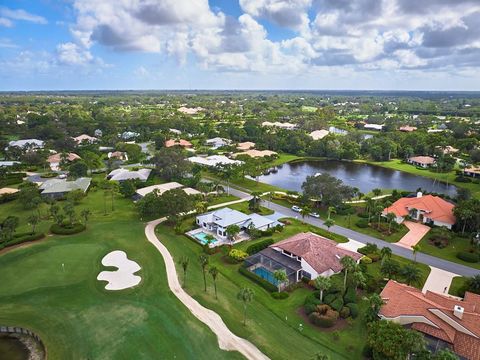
[{"x1": 186, "y1": 228, "x2": 249, "y2": 247}]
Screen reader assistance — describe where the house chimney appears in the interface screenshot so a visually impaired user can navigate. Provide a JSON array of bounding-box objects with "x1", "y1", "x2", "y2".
[
  {"x1": 454, "y1": 305, "x2": 464, "y2": 320},
  {"x1": 416, "y1": 192, "x2": 423, "y2": 198}
]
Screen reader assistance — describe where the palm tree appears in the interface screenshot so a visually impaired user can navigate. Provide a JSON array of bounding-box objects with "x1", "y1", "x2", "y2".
[
  {"x1": 327, "y1": 206, "x2": 336, "y2": 220},
  {"x1": 411, "y1": 244, "x2": 421, "y2": 263},
  {"x1": 198, "y1": 254, "x2": 209, "y2": 292},
  {"x1": 237, "y1": 287, "x2": 255, "y2": 325},
  {"x1": 80, "y1": 209, "x2": 91, "y2": 226},
  {"x1": 249, "y1": 191, "x2": 262, "y2": 212},
  {"x1": 402, "y1": 263, "x2": 422, "y2": 286},
  {"x1": 375, "y1": 205, "x2": 384, "y2": 227},
  {"x1": 195, "y1": 201, "x2": 208, "y2": 215},
  {"x1": 340, "y1": 256, "x2": 356, "y2": 291},
  {"x1": 27, "y1": 214, "x2": 39, "y2": 234},
  {"x1": 364, "y1": 293, "x2": 385, "y2": 323},
  {"x1": 386, "y1": 212, "x2": 396, "y2": 233},
  {"x1": 380, "y1": 247, "x2": 392, "y2": 265},
  {"x1": 273, "y1": 269, "x2": 288, "y2": 293},
  {"x1": 314, "y1": 276, "x2": 331, "y2": 302},
  {"x1": 352, "y1": 270, "x2": 366, "y2": 291},
  {"x1": 380, "y1": 259, "x2": 400, "y2": 280},
  {"x1": 209, "y1": 266, "x2": 219, "y2": 299},
  {"x1": 364, "y1": 197, "x2": 373, "y2": 222},
  {"x1": 179, "y1": 256, "x2": 189, "y2": 288},
  {"x1": 372, "y1": 188, "x2": 382, "y2": 197},
  {"x1": 300, "y1": 205, "x2": 311, "y2": 220},
  {"x1": 324, "y1": 218, "x2": 335, "y2": 231}
]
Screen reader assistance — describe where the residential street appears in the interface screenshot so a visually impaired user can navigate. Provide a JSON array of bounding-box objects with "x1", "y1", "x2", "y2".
[{"x1": 227, "y1": 187, "x2": 480, "y2": 278}]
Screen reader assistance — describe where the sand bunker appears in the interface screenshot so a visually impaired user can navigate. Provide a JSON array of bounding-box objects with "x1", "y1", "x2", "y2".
[{"x1": 97, "y1": 250, "x2": 141, "y2": 290}]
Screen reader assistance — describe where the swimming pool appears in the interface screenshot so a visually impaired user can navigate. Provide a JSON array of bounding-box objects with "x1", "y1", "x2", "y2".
[
  {"x1": 253, "y1": 267, "x2": 279, "y2": 285},
  {"x1": 193, "y1": 231, "x2": 219, "y2": 245}
]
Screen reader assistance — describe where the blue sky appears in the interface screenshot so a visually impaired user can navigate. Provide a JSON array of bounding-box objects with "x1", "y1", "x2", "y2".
[{"x1": 1, "y1": 0, "x2": 479, "y2": 91}]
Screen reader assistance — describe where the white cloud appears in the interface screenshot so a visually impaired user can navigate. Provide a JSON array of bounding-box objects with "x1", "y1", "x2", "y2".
[
  {"x1": 0, "y1": 7, "x2": 47, "y2": 25},
  {"x1": 56, "y1": 42, "x2": 93, "y2": 65},
  {"x1": 0, "y1": 17, "x2": 13, "y2": 27}
]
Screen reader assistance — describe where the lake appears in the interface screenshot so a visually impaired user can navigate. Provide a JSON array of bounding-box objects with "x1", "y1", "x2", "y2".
[{"x1": 256, "y1": 160, "x2": 458, "y2": 197}]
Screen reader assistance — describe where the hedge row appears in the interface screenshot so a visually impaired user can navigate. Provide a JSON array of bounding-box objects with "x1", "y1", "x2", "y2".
[
  {"x1": 308, "y1": 227, "x2": 348, "y2": 243},
  {"x1": 50, "y1": 223, "x2": 86, "y2": 235},
  {"x1": 0, "y1": 192, "x2": 18, "y2": 204},
  {"x1": 246, "y1": 238, "x2": 274, "y2": 255},
  {"x1": 0, "y1": 232, "x2": 45, "y2": 250},
  {"x1": 238, "y1": 266, "x2": 277, "y2": 292},
  {"x1": 457, "y1": 251, "x2": 479, "y2": 263}
]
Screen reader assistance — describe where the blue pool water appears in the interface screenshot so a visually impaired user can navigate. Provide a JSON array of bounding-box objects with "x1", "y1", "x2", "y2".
[
  {"x1": 253, "y1": 267, "x2": 279, "y2": 285},
  {"x1": 194, "y1": 232, "x2": 219, "y2": 245}
]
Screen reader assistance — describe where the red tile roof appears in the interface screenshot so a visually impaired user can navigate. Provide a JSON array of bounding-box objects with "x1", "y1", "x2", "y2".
[
  {"x1": 409, "y1": 156, "x2": 436, "y2": 165},
  {"x1": 271, "y1": 232, "x2": 362, "y2": 274},
  {"x1": 379, "y1": 280, "x2": 480, "y2": 360},
  {"x1": 47, "y1": 153, "x2": 81, "y2": 163},
  {"x1": 383, "y1": 194, "x2": 456, "y2": 225},
  {"x1": 165, "y1": 139, "x2": 192, "y2": 148}
]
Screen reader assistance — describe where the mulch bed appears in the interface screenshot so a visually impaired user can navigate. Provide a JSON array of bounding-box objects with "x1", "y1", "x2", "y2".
[{"x1": 296, "y1": 307, "x2": 350, "y2": 332}]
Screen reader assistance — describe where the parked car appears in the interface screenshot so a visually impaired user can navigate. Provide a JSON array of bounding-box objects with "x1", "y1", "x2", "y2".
[
  {"x1": 291, "y1": 205, "x2": 302, "y2": 212},
  {"x1": 309, "y1": 212, "x2": 320, "y2": 218}
]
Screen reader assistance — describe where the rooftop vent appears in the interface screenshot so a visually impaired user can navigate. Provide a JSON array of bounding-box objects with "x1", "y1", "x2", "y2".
[
  {"x1": 454, "y1": 305, "x2": 464, "y2": 320},
  {"x1": 417, "y1": 192, "x2": 423, "y2": 198}
]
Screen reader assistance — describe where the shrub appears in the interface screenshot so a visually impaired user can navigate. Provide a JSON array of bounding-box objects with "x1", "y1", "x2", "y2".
[
  {"x1": 308, "y1": 312, "x2": 335, "y2": 328},
  {"x1": 228, "y1": 249, "x2": 248, "y2": 261},
  {"x1": 246, "y1": 238, "x2": 274, "y2": 255},
  {"x1": 271, "y1": 292, "x2": 289, "y2": 299},
  {"x1": 360, "y1": 256, "x2": 372, "y2": 265},
  {"x1": 0, "y1": 192, "x2": 18, "y2": 204},
  {"x1": 238, "y1": 266, "x2": 277, "y2": 292},
  {"x1": 346, "y1": 303, "x2": 359, "y2": 318},
  {"x1": 339, "y1": 306, "x2": 351, "y2": 319},
  {"x1": 358, "y1": 243, "x2": 379, "y2": 255},
  {"x1": 324, "y1": 293, "x2": 336, "y2": 305},
  {"x1": 304, "y1": 303, "x2": 317, "y2": 315},
  {"x1": 7, "y1": 232, "x2": 45, "y2": 246},
  {"x1": 330, "y1": 297, "x2": 344, "y2": 312},
  {"x1": 343, "y1": 287, "x2": 357, "y2": 304},
  {"x1": 50, "y1": 223, "x2": 86, "y2": 235},
  {"x1": 355, "y1": 219, "x2": 369, "y2": 228},
  {"x1": 325, "y1": 309, "x2": 339, "y2": 321},
  {"x1": 367, "y1": 253, "x2": 380, "y2": 262},
  {"x1": 316, "y1": 304, "x2": 330, "y2": 314},
  {"x1": 457, "y1": 252, "x2": 479, "y2": 263},
  {"x1": 304, "y1": 293, "x2": 321, "y2": 306}
]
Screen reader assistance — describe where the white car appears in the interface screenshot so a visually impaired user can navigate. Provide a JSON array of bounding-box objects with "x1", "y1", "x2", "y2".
[
  {"x1": 309, "y1": 212, "x2": 320, "y2": 218},
  {"x1": 291, "y1": 205, "x2": 302, "y2": 212}
]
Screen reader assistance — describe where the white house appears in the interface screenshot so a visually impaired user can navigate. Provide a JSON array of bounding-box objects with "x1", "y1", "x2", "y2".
[
  {"x1": 107, "y1": 168, "x2": 151, "y2": 182},
  {"x1": 134, "y1": 182, "x2": 201, "y2": 199},
  {"x1": 7, "y1": 139, "x2": 44, "y2": 150},
  {"x1": 205, "y1": 137, "x2": 232, "y2": 149},
  {"x1": 187, "y1": 155, "x2": 242, "y2": 167},
  {"x1": 196, "y1": 207, "x2": 280, "y2": 239}
]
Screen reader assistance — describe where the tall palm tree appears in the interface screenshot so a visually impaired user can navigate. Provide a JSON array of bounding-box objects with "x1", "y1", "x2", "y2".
[
  {"x1": 380, "y1": 247, "x2": 392, "y2": 265},
  {"x1": 198, "y1": 254, "x2": 209, "y2": 292},
  {"x1": 402, "y1": 263, "x2": 422, "y2": 286},
  {"x1": 209, "y1": 266, "x2": 219, "y2": 299},
  {"x1": 411, "y1": 244, "x2": 421, "y2": 263},
  {"x1": 386, "y1": 212, "x2": 396, "y2": 233},
  {"x1": 249, "y1": 191, "x2": 262, "y2": 212},
  {"x1": 380, "y1": 259, "x2": 400, "y2": 280},
  {"x1": 273, "y1": 269, "x2": 288, "y2": 293},
  {"x1": 237, "y1": 287, "x2": 255, "y2": 325},
  {"x1": 352, "y1": 270, "x2": 366, "y2": 291},
  {"x1": 179, "y1": 256, "x2": 189, "y2": 288},
  {"x1": 364, "y1": 293, "x2": 385, "y2": 323},
  {"x1": 340, "y1": 256, "x2": 356, "y2": 291},
  {"x1": 324, "y1": 218, "x2": 335, "y2": 231},
  {"x1": 300, "y1": 205, "x2": 311, "y2": 220},
  {"x1": 314, "y1": 276, "x2": 331, "y2": 302}
]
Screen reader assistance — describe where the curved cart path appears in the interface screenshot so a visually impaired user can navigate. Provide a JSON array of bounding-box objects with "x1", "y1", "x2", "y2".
[{"x1": 145, "y1": 218, "x2": 270, "y2": 360}]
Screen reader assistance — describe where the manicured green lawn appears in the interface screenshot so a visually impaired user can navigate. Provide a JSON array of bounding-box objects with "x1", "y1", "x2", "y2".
[
  {"x1": 0, "y1": 193, "x2": 244, "y2": 360},
  {"x1": 362, "y1": 159, "x2": 480, "y2": 199},
  {"x1": 207, "y1": 194, "x2": 240, "y2": 206},
  {"x1": 449, "y1": 277, "x2": 469, "y2": 297},
  {"x1": 419, "y1": 232, "x2": 480, "y2": 270},
  {"x1": 156, "y1": 223, "x2": 367, "y2": 360},
  {"x1": 226, "y1": 202, "x2": 275, "y2": 216}
]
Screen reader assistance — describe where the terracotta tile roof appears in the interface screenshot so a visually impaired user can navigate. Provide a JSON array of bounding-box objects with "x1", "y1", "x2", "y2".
[
  {"x1": 47, "y1": 152, "x2": 81, "y2": 163},
  {"x1": 409, "y1": 156, "x2": 436, "y2": 165},
  {"x1": 379, "y1": 280, "x2": 480, "y2": 360},
  {"x1": 383, "y1": 194, "x2": 456, "y2": 225},
  {"x1": 270, "y1": 232, "x2": 362, "y2": 274},
  {"x1": 165, "y1": 139, "x2": 192, "y2": 148},
  {"x1": 399, "y1": 125, "x2": 417, "y2": 132},
  {"x1": 236, "y1": 142, "x2": 255, "y2": 150}
]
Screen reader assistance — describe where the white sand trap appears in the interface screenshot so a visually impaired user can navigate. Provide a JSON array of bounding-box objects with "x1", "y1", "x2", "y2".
[{"x1": 97, "y1": 250, "x2": 141, "y2": 290}]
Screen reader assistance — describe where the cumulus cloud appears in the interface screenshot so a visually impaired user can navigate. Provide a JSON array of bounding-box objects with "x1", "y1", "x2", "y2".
[
  {"x1": 59, "y1": 0, "x2": 480, "y2": 74},
  {"x1": 0, "y1": 7, "x2": 47, "y2": 25}
]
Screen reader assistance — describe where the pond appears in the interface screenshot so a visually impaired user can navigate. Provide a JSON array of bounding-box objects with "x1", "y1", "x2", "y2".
[
  {"x1": 256, "y1": 160, "x2": 458, "y2": 197},
  {"x1": 0, "y1": 335, "x2": 29, "y2": 360}
]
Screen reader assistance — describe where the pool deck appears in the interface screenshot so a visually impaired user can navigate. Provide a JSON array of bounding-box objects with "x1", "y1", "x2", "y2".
[{"x1": 185, "y1": 228, "x2": 249, "y2": 247}]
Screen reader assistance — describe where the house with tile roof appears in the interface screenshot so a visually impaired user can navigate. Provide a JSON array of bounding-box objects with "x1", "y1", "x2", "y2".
[
  {"x1": 133, "y1": 182, "x2": 201, "y2": 200},
  {"x1": 107, "y1": 168, "x2": 151, "y2": 182},
  {"x1": 39, "y1": 177, "x2": 91, "y2": 199},
  {"x1": 379, "y1": 280, "x2": 480, "y2": 360},
  {"x1": 47, "y1": 152, "x2": 81, "y2": 171},
  {"x1": 244, "y1": 232, "x2": 362, "y2": 286},
  {"x1": 382, "y1": 193, "x2": 456, "y2": 229},
  {"x1": 73, "y1": 134, "x2": 97, "y2": 144},
  {"x1": 408, "y1": 155, "x2": 436, "y2": 168},
  {"x1": 232, "y1": 149, "x2": 278, "y2": 158},
  {"x1": 165, "y1": 139, "x2": 193, "y2": 148},
  {"x1": 236, "y1": 142, "x2": 255, "y2": 151}
]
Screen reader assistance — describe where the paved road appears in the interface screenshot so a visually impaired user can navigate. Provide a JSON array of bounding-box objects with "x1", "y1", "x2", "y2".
[
  {"x1": 146, "y1": 218, "x2": 270, "y2": 360},
  {"x1": 226, "y1": 187, "x2": 480, "y2": 278}
]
